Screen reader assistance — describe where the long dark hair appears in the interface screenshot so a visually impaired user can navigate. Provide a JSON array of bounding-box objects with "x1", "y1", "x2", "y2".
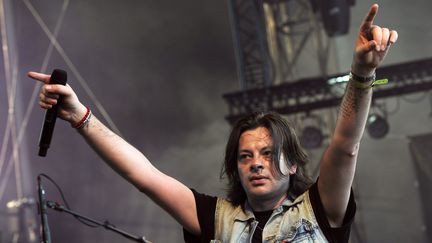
[{"x1": 220, "y1": 111, "x2": 312, "y2": 205}]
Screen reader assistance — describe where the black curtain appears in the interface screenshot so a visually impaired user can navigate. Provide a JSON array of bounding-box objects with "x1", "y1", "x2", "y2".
[{"x1": 409, "y1": 133, "x2": 432, "y2": 242}]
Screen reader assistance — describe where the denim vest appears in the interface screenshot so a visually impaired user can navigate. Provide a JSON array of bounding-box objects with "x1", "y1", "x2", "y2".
[{"x1": 211, "y1": 190, "x2": 328, "y2": 243}]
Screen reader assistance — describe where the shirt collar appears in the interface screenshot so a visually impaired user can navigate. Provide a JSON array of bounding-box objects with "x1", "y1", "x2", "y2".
[{"x1": 233, "y1": 193, "x2": 305, "y2": 222}]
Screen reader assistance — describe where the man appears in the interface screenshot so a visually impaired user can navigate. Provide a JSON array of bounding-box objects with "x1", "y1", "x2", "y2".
[{"x1": 29, "y1": 4, "x2": 397, "y2": 242}]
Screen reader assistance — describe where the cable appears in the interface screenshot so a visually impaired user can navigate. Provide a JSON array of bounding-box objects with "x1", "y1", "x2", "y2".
[{"x1": 38, "y1": 173, "x2": 100, "y2": 228}]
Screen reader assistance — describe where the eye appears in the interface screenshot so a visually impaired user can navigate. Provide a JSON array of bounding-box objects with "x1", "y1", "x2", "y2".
[
  {"x1": 238, "y1": 153, "x2": 251, "y2": 162},
  {"x1": 262, "y1": 150, "x2": 273, "y2": 159}
]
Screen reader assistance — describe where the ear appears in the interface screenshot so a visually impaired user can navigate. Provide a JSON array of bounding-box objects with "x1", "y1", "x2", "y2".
[{"x1": 288, "y1": 164, "x2": 297, "y2": 175}]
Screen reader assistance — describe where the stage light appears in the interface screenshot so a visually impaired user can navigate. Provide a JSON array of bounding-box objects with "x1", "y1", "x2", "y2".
[
  {"x1": 6, "y1": 198, "x2": 36, "y2": 209},
  {"x1": 299, "y1": 114, "x2": 326, "y2": 149},
  {"x1": 367, "y1": 113, "x2": 389, "y2": 139},
  {"x1": 300, "y1": 126, "x2": 324, "y2": 149},
  {"x1": 6, "y1": 200, "x2": 17, "y2": 209}
]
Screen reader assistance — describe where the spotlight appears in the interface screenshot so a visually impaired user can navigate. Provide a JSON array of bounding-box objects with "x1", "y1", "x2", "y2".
[
  {"x1": 299, "y1": 114, "x2": 326, "y2": 149},
  {"x1": 367, "y1": 113, "x2": 389, "y2": 139},
  {"x1": 300, "y1": 126, "x2": 324, "y2": 149}
]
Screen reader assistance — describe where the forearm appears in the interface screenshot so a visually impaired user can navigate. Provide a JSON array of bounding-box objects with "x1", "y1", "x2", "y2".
[
  {"x1": 75, "y1": 111, "x2": 157, "y2": 189},
  {"x1": 332, "y1": 76, "x2": 373, "y2": 153},
  {"x1": 29, "y1": 72, "x2": 202, "y2": 234},
  {"x1": 317, "y1": 76, "x2": 373, "y2": 226}
]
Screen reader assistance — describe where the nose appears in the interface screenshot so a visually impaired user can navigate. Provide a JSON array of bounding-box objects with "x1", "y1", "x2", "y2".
[{"x1": 250, "y1": 162, "x2": 264, "y2": 173}]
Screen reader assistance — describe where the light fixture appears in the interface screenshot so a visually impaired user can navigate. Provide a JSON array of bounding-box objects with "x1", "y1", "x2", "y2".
[
  {"x1": 367, "y1": 113, "x2": 389, "y2": 139},
  {"x1": 300, "y1": 126, "x2": 324, "y2": 149},
  {"x1": 6, "y1": 197, "x2": 36, "y2": 209},
  {"x1": 299, "y1": 114, "x2": 326, "y2": 149}
]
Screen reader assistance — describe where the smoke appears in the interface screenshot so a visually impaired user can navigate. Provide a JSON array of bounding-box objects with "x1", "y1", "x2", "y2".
[{"x1": 2, "y1": 0, "x2": 432, "y2": 242}]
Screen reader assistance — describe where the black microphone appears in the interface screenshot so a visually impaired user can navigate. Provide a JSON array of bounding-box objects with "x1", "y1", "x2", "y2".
[
  {"x1": 38, "y1": 69, "x2": 67, "y2": 157},
  {"x1": 37, "y1": 176, "x2": 52, "y2": 243}
]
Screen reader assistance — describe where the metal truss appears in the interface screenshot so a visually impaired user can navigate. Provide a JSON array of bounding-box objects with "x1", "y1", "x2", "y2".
[
  {"x1": 223, "y1": 57, "x2": 432, "y2": 124},
  {"x1": 228, "y1": 0, "x2": 334, "y2": 89},
  {"x1": 267, "y1": 0, "x2": 331, "y2": 82},
  {"x1": 228, "y1": 0, "x2": 271, "y2": 89}
]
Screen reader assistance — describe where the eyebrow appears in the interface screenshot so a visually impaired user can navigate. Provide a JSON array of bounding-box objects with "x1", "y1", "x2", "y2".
[
  {"x1": 238, "y1": 146, "x2": 273, "y2": 153},
  {"x1": 238, "y1": 149, "x2": 252, "y2": 154}
]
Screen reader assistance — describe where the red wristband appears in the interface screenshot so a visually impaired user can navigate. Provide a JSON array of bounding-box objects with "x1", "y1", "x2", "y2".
[{"x1": 72, "y1": 106, "x2": 91, "y2": 128}]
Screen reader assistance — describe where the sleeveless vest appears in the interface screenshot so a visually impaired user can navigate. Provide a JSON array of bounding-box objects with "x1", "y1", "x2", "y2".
[{"x1": 211, "y1": 190, "x2": 328, "y2": 243}]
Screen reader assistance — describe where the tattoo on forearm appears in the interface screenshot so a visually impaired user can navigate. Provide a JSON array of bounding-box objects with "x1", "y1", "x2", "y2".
[
  {"x1": 80, "y1": 116, "x2": 116, "y2": 138},
  {"x1": 340, "y1": 82, "x2": 368, "y2": 119}
]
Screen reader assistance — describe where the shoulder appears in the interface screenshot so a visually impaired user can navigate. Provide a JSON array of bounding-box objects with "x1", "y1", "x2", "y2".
[
  {"x1": 215, "y1": 197, "x2": 243, "y2": 219},
  {"x1": 184, "y1": 189, "x2": 219, "y2": 243},
  {"x1": 191, "y1": 189, "x2": 218, "y2": 207},
  {"x1": 308, "y1": 181, "x2": 357, "y2": 243}
]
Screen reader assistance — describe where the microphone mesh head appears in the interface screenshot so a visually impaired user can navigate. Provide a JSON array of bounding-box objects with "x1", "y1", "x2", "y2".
[{"x1": 50, "y1": 69, "x2": 67, "y2": 85}]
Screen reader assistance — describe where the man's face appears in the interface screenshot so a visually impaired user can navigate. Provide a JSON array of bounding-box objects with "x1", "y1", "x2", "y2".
[{"x1": 237, "y1": 127, "x2": 296, "y2": 204}]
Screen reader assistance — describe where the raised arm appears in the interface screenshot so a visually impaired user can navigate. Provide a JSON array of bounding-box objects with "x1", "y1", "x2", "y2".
[
  {"x1": 317, "y1": 4, "x2": 398, "y2": 226},
  {"x1": 28, "y1": 72, "x2": 201, "y2": 235}
]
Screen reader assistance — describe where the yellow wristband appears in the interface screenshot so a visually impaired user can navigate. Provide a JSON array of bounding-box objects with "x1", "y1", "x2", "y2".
[{"x1": 351, "y1": 78, "x2": 388, "y2": 90}]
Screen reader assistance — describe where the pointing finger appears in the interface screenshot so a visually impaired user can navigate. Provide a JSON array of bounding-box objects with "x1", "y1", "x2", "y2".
[
  {"x1": 27, "y1": 71, "x2": 51, "y2": 84},
  {"x1": 360, "y1": 4, "x2": 379, "y2": 32}
]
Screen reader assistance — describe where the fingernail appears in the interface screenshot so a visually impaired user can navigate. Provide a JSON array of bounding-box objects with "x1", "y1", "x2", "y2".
[
  {"x1": 381, "y1": 45, "x2": 385, "y2": 50},
  {"x1": 376, "y1": 45, "x2": 380, "y2": 51},
  {"x1": 46, "y1": 85, "x2": 51, "y2": 90}
]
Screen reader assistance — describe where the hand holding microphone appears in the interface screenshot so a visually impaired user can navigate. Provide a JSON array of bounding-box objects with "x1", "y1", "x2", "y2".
[
  {"x1": 28, "y1": 69, "x2": 88, "y2": 156},
  {"x1": 37, "y1": 69, "x2": 67, "y2": 156}
]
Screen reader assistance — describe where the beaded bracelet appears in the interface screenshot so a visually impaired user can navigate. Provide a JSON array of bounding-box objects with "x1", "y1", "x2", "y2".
[{"x1": 72, "y1": 106, "x2": 92, "y2": 129}]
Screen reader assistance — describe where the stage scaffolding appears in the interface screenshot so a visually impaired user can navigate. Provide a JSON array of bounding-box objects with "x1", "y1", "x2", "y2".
[{"x1": 0, "y1": 0, "x2": 120, "y2": 242}]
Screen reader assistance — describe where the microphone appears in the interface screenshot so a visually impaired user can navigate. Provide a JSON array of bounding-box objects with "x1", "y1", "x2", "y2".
[
  {"x1": 38, "y1": 69, "x2": 67, "y2": 157},
  {"x1": 37, "y1": 176, "x2": 51, "y2": 243}
]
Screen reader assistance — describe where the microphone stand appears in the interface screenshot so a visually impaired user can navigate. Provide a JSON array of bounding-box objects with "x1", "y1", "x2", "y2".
[
  {"x1": 46, "y1": 201, "x2": 151, "y2": 243},
  {"x1": 38, "y1": 176, "x2": 51, "y2": 243}
]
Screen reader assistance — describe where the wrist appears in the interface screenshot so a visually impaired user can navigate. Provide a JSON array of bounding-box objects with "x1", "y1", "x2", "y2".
[
  {"x1": 350, "y1": 72, "x2": 376, "y2": 83},
  {"x1": 71, "y1": 106, "x2": 92, "y2": 129},
  {"x1": 349, "y1": 72, "x2": 388, "y2": 90},
  {"x1": 70, "y1": 104, "x2": 88, "y2": 126},
  {"x1": 351, "y1": 63, "x2": 375, "y2": 78}
]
